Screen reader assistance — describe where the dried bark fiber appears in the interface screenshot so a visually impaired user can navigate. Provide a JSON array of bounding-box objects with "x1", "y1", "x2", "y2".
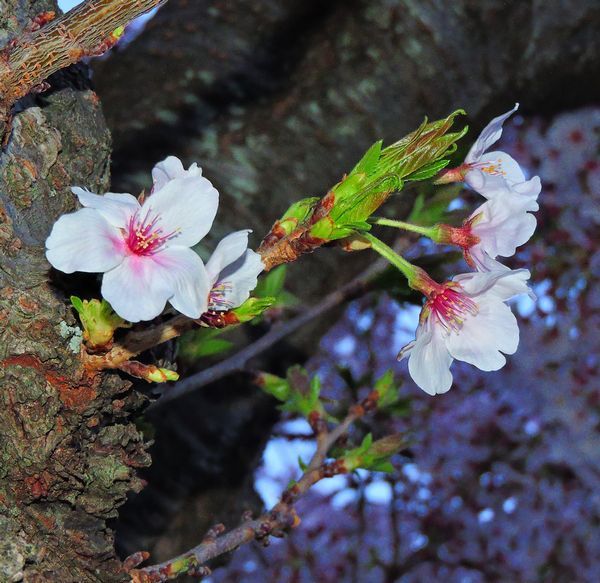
[{"x1": 0, "y1": 3, "x2": 149, "y2": 581}]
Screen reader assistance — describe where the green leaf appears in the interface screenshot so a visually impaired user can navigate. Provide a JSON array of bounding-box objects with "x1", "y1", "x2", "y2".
[
  {"x1": 406, "y1": 158, "x2": 451, "y2": 182},
  {"x1": 349, "y1": 140, "x2": 383, "y2": 177},
  {"x1": 254, "y1": 372, "x2": 291, "y2": 401},
  {"x1": 255, "y1": 265, "x2": 287, "y2": 298},
  {"x1": 179, "y1": 328, "x2": 233, "y2": 360},
  {"x1": 194, "y1": 338, "x2": 234, "y2": 358},
  {"x1": 281, "y1": 197, "x2": 320, "y2": 223},
  {"x1": 298, "y1": 456, "x2": 308, "y2": 471}
]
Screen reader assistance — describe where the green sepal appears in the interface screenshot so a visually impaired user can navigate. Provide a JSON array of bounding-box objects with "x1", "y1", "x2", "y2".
[
  {"x1": 70, "y1": 296, "x2": 129, "y2": 349},
  {"x1": 232, "y1": 296, "x2": 277, "y2": 323}
]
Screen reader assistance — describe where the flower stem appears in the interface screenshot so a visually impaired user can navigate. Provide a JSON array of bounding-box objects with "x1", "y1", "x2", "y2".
[
  {"x1": 370, "y1": 217, "x2": 438, "y2": 239},
  {"x1": 361, "y1": 232, "x2": 421, "y2": 287}
]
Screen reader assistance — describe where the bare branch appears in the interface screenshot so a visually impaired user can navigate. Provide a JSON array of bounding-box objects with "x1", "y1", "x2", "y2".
[{"x1": 129, "y1": 391, "x2": 380, "y2": 582}]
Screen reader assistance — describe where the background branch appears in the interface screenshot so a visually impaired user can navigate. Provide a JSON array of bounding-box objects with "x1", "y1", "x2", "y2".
[
  {"x1": 148, "y1": 256, "x2": 389, "y2": 410},
  {"x1": 130, "y1": 391, "x2": 377, "y2": 582}
]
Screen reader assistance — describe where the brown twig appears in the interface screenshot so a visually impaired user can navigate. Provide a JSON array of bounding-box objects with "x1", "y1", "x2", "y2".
[
  {"x1": 129, "y1": 395, "x2": 375, "y2": 582},
  {"x1": 0, "y1": 0, "x2": 166, "y2": 123},
  {"x1": 147, "y1": 257, "x2": 388, "y2": 410}
]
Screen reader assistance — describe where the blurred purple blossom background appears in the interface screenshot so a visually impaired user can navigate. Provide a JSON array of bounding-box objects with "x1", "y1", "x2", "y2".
[{"x1": 213, "y1": 107, "x2": 600, "y2": 582}]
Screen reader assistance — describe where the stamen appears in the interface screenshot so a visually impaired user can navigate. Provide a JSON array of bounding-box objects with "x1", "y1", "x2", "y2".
[
  {"x1": 125, "y1": 208, "x2": 179, "y2": 256},
  {"x1": 474, "y1": 160, "x2": 506, "y2": 176},
  {"x1": 425, "y1": 285, "x2": 478, "y2": 333},
  {"x1": 209, "y1": 282, "x2": 234, "y2": 311}
]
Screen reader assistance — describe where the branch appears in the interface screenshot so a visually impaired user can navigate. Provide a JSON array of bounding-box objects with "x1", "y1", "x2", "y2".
[
  {"x1": 0, "y1": 0, "x2": 166, "y2": 120},
  {"x1": 147, "y1": 257, "x2": 389, "y2": 410},
  {"x1": 128, "y1": 393, "x2": 377, "y2": 582}
]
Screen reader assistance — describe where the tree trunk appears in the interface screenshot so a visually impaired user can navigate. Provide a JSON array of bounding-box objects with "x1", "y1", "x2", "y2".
[{"x1": 0, "y1": 2, "x2": 148, "y2": 581}]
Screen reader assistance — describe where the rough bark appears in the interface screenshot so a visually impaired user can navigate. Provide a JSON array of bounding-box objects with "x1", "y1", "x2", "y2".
[{"x1": 0, "y1": 3, "x2": 149, "y2": 581}]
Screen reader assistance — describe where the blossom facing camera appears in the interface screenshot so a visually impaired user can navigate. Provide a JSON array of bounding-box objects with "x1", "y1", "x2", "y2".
[
  {"x1": 45, "y1": 157, "x2": 219, "y2": 323},
  {"x1": 399, "y1": 269, "x2": 532, "y2": 395},
  {"x1": 205, "y1": 230, "x2": 264, "y2": 311}
]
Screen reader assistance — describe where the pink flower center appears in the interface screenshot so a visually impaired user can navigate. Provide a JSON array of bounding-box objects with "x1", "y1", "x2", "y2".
[
  {"x1": 125, "y1": 209, "x2": 178, "y2": 256},
  {"x1": 425, "y1": 286, "x2": 478, "y2": 333}
]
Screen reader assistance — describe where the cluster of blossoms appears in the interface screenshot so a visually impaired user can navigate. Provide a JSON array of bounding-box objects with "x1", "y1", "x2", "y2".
[
  {"x1": 45, "y1": 104, "x2": 539, "y2": 398},
  {"x1": 396, "y1": 104, "x2": 541, "y2": 395},
  {"x1": 46, "y1": 156, "x2": 264, "y2": 323}
]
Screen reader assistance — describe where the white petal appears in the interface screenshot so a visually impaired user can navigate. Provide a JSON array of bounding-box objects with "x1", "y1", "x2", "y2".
[
  {"x1": 72, "y1": 187, "x2": 139, "y2": 228},
  {"x1": 479, "y1": 151, "x2": 526, "y2": 184},
  {"x1": 141, "y1": 175, "x2": 219, "y2": 248},
  {"x1": 472, "y1": 199, "x2": 537, "y2": 258},
  {"x1": 101, "y1": 254, "x2": 175, "y2": 322},
  {"x1": 407, "y1": 318, "x2": 454, "y2": 395},
  {"x1": 159, "y1": 247, "x2": 211, "y2": 318},
  {"x1": 445, "y1": 298, "x2": 519, "y2": 371},
  {"x1": 46, "y1": 208, "x2": 126, "y2": 274},
  {"x1": 211, "y1": 250, "x2": 264, "y2": 310},
  {"x1": 151, "y1": 156, "x2": 204, "y2": 192},
  {"x1": 454, "y1": 269, "x2": 531, "y2": 301},
  {"x1": 205, "y1": 230, "x2": 252, "y2": 283},
  {"x1": 469, "y1": 248, "x2": 510, "y2": 273},
  {"x1": 511, "y1": 176, "x2": 541, "y2": 211},
  {"x1": 465, "y1": 103, "x2": 519, "y2": 163}
]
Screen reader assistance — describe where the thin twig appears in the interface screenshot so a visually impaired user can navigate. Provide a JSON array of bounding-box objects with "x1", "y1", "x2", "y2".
[
  {"x1": 129, "y1": 396, "x2": 375, "y2": 582},
  {"x1": 148, "y1": 258, "x2": 388, "y2": 410},
  {"x1": 0, "y1": 0, "x2": 167, "y2": 120}
]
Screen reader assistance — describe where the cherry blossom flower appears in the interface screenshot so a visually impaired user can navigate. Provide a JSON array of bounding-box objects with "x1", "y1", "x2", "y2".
[
  {"x1": 205, "y1": 230, "x2": 264, "y2": 311},
  {"x1": 437, "y1": 103, "x2": 540, "y2": 199},
  {"x1": 399, "y1": 268, "x2": 532, "y2": 395},
  {"x1": 151, "y1": 155, "x2": 203, "y2": 193},
  {"x1": 437, "y1": 185, "x2": 540, "y2": 271},
  {"x1": 46, "y1": 158, "x2": 219, "y2": 322}
]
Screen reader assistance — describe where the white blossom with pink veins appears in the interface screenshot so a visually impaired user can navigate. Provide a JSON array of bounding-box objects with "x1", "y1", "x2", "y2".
[
  {"x1": 205, "y1": 230, "x2": 264, "y2": 311},
  {"x1": 45, "y1": 157, "x2": 219, "y2": 322},
  {"x1": 399, "y1": 269, "x2": 532, "y2": 395}
]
